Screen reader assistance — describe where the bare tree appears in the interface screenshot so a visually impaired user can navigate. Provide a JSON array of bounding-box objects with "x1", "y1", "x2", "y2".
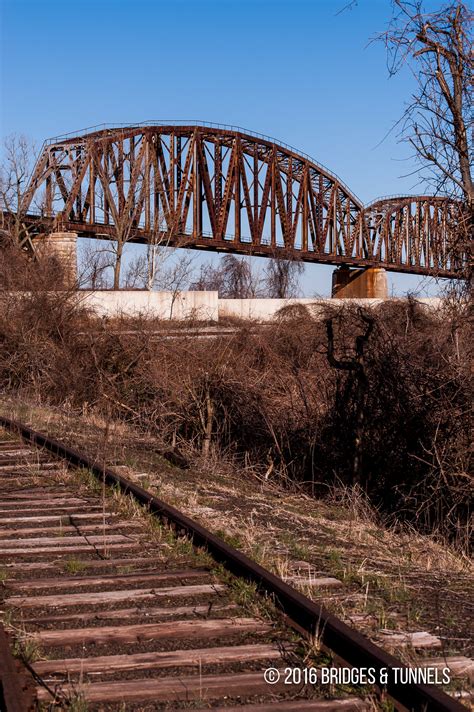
[
  {"x1": 192, "y1": 254, "x2": 259, "y2": 298},
  {"x1": 222, "y1": 255, "x2": 259, "y2": 298},
  {"x1": 92, "y1": 149, "x2": 149, "y2": 290},
  {"x1": 191, "y1": 262, "x2": 226, "y2": 294},
  {"x1": 124, "y1": 254, "x2": 148, "y2": 289},
  {"x1": 262, "y1": 251, "x2": 304, "y2": 298},
  {"x1": 146, "y1": 215, "x2": 169, "y2": 291},
  {"x1": 79, "y1": 242, "x2": 113, "y2": 290},
  {"x1": 158, "y1": 252, "x2": 195, "y2": 319},
  {"x1": 117, "y1": 240, "x2": 196, "y2": 312},
  {"x1": 0, "y1": 135, "x2": 40, "y2": 251},
  {"x1": 139, "y1": 209, "x2": 191, "y2": 292},
  {"x1": 146, "y1": 236, "x2": 160, "y2": 292},
  {"x1": 109, "y1": 176, "x2": 145, "y2": 291},
  {"x1": 381, "y1": 2, "x2": 473, "y2": 210}
]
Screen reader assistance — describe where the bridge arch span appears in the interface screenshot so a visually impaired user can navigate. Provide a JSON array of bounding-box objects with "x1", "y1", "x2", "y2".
[{"x1": 19, "y1": 123, "x2": 466, "y2": 278}]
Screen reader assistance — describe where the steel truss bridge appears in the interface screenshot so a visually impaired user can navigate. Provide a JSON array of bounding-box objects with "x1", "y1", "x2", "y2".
[{"x1": 15, "y1": 122, "x2": 468, "y2": 277}]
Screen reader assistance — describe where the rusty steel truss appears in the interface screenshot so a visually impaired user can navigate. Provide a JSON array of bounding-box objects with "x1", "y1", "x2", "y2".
[{"x1": 17, "y1": 123, "x2": 468, "y2": 277}]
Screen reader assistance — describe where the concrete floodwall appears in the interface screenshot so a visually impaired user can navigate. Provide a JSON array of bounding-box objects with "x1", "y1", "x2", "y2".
[
  {"x1": 74, "y1": 291, "x2": 443, "y2": 321},
  {"x1": 79, "y1": 290, "x2": 219, "y2": 321},
  {"x1": 219, "y1": 298, "x2": 323, "y2": 321},
  {"x1": 218, "y1": 297, "x2": 442, "y2": 321}
]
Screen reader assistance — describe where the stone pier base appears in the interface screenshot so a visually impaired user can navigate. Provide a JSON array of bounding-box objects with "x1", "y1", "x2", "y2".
[
  {"x1": 332, "y1": 266, "x2": 388, "y2": 299},
  {"x1": 35, "y1": 232, "x2": 78, "y2": 286}
]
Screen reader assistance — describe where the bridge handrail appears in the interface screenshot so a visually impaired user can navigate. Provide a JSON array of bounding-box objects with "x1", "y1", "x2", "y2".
[
  {"x1": 20, "y1": 211, "x2": 329, "y2": 250},
  {"x1": 22, "y1": 210, "x2": 263, "y2": 243},
  {"x1": 42, "y1": 120, "x2": 361, "y2": 206},
  {"x1": 364, "y1": 193, "x2": 453, "y2": 208}
]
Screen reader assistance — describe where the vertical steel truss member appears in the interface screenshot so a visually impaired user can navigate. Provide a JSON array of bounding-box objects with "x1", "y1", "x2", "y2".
[{"x1": 18, "y1": 124, "x2": 467, "y2": 277}]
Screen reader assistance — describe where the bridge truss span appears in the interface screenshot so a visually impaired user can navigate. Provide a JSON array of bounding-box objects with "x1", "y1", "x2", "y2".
[{"x1": 20, "y1": 124, "x2": 467, "y2": 278}]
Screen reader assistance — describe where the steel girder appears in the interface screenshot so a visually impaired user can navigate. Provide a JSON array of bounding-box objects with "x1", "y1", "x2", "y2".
[{"x1": 19, "y1": 125, "x2": 467, "y2": 277}]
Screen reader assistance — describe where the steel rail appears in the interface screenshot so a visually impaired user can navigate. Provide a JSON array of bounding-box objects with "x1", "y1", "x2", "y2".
[
  {"x1": 0, "y1": 415, "x2": 466, "y2": 712},
  {"x1": 0, "y1": 625, "x2": 34, "y2": 712}
]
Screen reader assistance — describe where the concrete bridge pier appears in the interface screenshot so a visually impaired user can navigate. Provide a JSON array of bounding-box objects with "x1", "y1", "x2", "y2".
[
  {"x1": 331, "y1": 265, "x2": 388, "y2": 299},
  {"x1": 35, "y1": 232, "x2": 78, "y2": 286}
]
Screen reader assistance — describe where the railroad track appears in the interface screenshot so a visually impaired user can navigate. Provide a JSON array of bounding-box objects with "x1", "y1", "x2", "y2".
[{"x1": 0, "y1": 416, "x2": 469, "y2": 712}]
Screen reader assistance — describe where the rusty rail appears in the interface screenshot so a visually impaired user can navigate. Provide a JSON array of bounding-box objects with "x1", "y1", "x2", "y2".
[
  {"x1": 0, "y1": 625, "x2": 34, "y2": 712},
  {"x1": 0, "y1": 414, "x2": 466, "y2": 712}
]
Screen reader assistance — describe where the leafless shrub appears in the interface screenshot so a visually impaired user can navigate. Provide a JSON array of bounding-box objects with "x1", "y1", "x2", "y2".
[
  {"x1": 0, "y1": 262, "x2": 470, "y2": 547},
  {"x1": 0, "y1": 250, "x2": 91, "y2": 397},
  {"x1": 276, "y1": 303, "x2": 312, "y2": 322}
]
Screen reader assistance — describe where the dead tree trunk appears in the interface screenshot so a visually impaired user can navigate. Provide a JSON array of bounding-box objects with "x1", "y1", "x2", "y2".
[{"x1": 325, "y1": 310, "x2": 374, "y2": 486}]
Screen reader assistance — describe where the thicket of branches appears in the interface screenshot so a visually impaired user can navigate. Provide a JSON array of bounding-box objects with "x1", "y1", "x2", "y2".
[
  {"x1": 191, "y1": 253, "x2": 304, "y2": 298},
  {"x1": 380, "y1": 0, "x2": 473, "y2": 283},
  {"x1": 0, "y1": 253, "x2": 471, "y2": 549},
  {"x1": 382, "y1": 1, "x2": 472, "y2": 206}
]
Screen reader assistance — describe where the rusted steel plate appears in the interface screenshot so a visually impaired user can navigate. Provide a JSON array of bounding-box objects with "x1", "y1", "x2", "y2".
[{"x1": 0, "y1": 625, "x2": 34, "y2": 712}]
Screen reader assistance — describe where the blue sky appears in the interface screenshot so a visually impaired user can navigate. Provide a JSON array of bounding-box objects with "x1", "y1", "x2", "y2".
[{"x1": 0, "y1": 0, "x2": 448, "y2": 295}]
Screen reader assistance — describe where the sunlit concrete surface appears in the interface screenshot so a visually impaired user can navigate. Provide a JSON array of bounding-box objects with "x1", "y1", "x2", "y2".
[
  {"x1": 78, "y1": 290, "x2": 219, "y2": 320},
  {"x1": 75, "y1": 292, "x2": 442, "y2": 321}
]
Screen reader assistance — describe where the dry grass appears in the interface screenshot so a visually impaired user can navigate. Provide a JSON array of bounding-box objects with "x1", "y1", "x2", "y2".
[{"x1": 2, "y1": 397, "x2": 472, "y2": 686}]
